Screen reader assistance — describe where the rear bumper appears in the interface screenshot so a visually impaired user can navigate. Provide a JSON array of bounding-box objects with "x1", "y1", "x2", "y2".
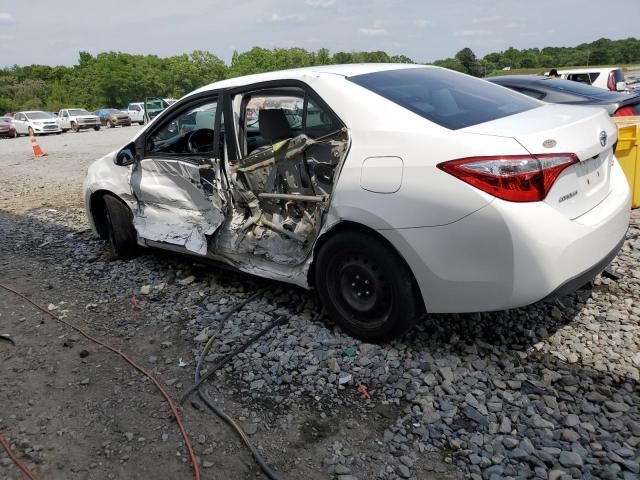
[
  {"x1": 380, "y1": 159, "x2": 631, "y2": 313},
  {"x1": 541, "y1": 236, "x2": 624, "y2": 301}
]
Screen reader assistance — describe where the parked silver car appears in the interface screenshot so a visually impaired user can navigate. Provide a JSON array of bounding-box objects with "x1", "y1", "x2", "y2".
[{"x1": 12, "y1": 111, "x2": 62, "y2": 136}]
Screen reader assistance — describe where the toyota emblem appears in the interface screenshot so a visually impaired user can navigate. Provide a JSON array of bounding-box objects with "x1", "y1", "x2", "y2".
[{"x1": 599, "y1": 131, "x2": 607, "y2": 147}]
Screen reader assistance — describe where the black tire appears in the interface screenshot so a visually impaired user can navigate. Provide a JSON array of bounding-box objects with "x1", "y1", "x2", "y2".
[
  {"x1": 106, "y1": 120, "x2": 113, "y2": 128},
  {"x1": 28, "y1": 127, "x2": 34, "y2": 136},
  {"x1": 71, "y1": 122, "x2": 79, "y2": 132},
  {"x1": 314, "y1": 230, "x2": 421, "y2": 342},
  {"x1": 103, "y1": 195, "x2": 137, "y2": 259},
  {"x1": 94, "y1": 126, "x2": 100, "y2": 131},
  {"x1": 13, "y1": 130, "x2": 18, "y2": 138},
  {"x1": 138, "y1": 121, "x2": 144, "y2": 126}
]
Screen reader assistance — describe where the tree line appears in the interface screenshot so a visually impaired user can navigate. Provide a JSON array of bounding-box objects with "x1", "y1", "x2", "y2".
[{"x1": 1, "y1": 37, "x2": 639, "y2": 113}]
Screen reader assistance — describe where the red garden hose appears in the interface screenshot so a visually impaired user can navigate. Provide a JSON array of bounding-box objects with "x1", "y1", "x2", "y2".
[{"x1": 0, "y1": 283, "x2": 201, "y2": 480}]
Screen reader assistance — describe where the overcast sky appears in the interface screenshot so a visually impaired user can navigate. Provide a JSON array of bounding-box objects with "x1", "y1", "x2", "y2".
[{"x1": 1, "y1": 0, "x2": 639, "y2": 68}]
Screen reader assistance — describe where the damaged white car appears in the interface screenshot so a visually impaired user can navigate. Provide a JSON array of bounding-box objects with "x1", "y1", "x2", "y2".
[{"x1": 85, "y1": 64, "x2": 630, "y2": 341}]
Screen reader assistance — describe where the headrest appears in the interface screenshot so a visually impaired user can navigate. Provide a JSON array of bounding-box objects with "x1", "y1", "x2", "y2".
[{"x1": 258, "y1": 109, "x2": 292, "y2": 142}]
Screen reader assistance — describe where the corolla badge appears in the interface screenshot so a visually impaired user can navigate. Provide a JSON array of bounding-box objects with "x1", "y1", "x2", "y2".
[
  {"x1": 600, "y1": 131, "x2": 607, "y2": 147},
  {"x1": 542, "y1": 139, "x2": 557, "y2": 148}
]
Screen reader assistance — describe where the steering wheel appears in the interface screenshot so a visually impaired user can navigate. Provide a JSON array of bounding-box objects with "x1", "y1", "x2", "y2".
[{"x1": 186, "y1": 128, "x2": 215, "y2": 154}]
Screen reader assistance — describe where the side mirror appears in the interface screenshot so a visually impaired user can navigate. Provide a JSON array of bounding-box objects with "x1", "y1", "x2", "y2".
[{"x1": 115, "y1": 142, "x2": 136, "y2": 166}]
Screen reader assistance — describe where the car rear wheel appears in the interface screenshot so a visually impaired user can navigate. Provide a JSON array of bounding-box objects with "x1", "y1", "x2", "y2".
[
  {"x1": 315, "y1": 230, "x2": 421, "y2": 342},
  {"x1": 103, "y1": 195, "x2": 137, "y2": 259}
]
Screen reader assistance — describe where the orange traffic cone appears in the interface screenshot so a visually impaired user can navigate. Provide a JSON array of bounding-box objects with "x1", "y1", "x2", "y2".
[{"x1": 29, "y1": 130, "x2": 47, "y2": 158}]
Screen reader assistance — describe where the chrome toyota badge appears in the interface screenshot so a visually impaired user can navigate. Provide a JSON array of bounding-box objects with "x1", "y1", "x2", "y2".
[{"x1": 599, "y1": 131, "x2": 607, "y2": 147}]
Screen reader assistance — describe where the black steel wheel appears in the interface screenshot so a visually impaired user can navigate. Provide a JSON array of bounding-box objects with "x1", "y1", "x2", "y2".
[
  {"x1": 103, "y1": 195, "x2": 137, "y2": 259},
  {"x1": 315, "y1": 230, "x2": 421, "y2": 342}
]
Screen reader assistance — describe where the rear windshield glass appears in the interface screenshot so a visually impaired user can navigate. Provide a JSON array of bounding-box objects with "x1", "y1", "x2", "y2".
[
  {"x1": 537, "y1": 78, "x2": 622, "y2": 98},
  {"x1": 613, "y1": 69, "x2": 625, "y2": 83},
  {"x1": 348, "y1": 68, "x2": 540, "y2": 130}
]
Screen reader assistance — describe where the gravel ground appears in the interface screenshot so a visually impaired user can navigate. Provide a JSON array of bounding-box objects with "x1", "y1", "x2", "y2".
[{"x1": 1, "y1": 129, "x2": 639, "y2": 480}]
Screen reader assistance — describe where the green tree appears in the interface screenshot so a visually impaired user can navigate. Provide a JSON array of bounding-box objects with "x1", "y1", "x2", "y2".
[{"x1": 454, "y1": 48, "x2": 483, "y2": 76}]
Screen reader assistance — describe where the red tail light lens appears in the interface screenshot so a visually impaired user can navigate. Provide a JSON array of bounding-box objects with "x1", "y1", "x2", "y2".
[
  {"x1": 615, "y1": 106, "x2": 636, "y2": 117},
  {"x1": 607, "y1": 71, "x2": 616, "y2": 91},
  {"x1": 437, "y1": 154, "x2": 578, "y2": 202}
]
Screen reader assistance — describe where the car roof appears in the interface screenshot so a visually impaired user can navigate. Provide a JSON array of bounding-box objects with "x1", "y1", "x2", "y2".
[
  {"x1": 555, "y1": 67, "x2": 620, "y2": 74},
  {"x1": 193, "y1": 63, "x2": 430, "y2": 93}
]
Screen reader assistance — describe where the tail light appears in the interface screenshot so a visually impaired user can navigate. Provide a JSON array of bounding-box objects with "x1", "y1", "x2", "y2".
[
  {"x1": 607, "y1": 71, "x2": 616, "y2": 91},
  {"x1": 615, "y1": 106, "x2": 636, "y2": 117},
  {"x1": 437, "y1": 154, "x2": 578, "y2": 202}
]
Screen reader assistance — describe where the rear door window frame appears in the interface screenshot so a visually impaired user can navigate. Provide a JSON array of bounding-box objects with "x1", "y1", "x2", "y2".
[{"x1": 223, "y1": 79, "x2": 346, "y2": 163}]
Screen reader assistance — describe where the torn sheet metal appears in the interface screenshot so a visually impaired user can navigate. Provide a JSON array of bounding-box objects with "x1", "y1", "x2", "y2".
[
  {"x1": 133, "y1": 205, "x2": 221, "y2": 255},
  {"x1": 131, "y1": 158, "x2": 225, "y2": 255}
]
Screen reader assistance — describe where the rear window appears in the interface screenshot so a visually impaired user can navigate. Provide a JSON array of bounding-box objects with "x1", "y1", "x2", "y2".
[
  {"x1": 613, "y1": 69, "x2": 625, "y2": 83},
  {"x1": 537, "y1": 78, "x2": 622, "y2": 99},
  {"x1": 349, "y1": 68, "x2": 540, "y2": 130}
]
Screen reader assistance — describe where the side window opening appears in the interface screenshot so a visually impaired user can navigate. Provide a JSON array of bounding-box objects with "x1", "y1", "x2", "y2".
[
  {"x1": 567, "y1": 73, "x2": 592, "y2": 84},
  {"x1": 145, "y1": 100, "x2": 218, "y2": 156},
  {"x1": 214, "y1": 87, "x2": 348, "y2": 265}
]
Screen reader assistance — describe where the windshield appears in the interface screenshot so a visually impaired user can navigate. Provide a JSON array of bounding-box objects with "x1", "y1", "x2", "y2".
[
  {"x1": 146, "y1": 100, "x2": 168, "y2": 111},
  {"x1": 25, "y1": 111, "x2": 53, "y2": 120},
  {"x1": 349, "y1": 68, "x2": 540, "y2": 130},
  {"x1": 68, "y1": 109, "x2": 91, "y2": 116}
]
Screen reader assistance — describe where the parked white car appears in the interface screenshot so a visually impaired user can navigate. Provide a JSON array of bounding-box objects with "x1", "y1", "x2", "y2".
[
  {"x1": 12, "y1": 111, "x2": 62, "y2": 136},
  {"x1": 549, "y1": 67, "x2": 626, "y2": 92},
  {"x1": 58, "y1": 108, "x2": 101, "y2": 132},
  {"x1": 127, "y1": 103, "x2": 145, "y2": 125},
  {"x1": 84, "y1": 64, "x2": 631, "y2": 341},
  {"x1": 127, "y1": 99, "x2": 173, "y2": 125}
]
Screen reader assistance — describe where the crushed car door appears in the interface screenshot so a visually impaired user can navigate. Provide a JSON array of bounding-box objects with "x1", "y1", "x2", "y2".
[{"x1": 130, "y1": 94, "x2": 227, "y2": 256}]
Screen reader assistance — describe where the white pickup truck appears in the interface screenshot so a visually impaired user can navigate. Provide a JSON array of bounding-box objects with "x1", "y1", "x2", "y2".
[
  {"x1": 126, "y1": 103, "x2": 145, "y2": 125},
  {"x1": 58, "y1": 108, "x2": 101, "y2": 132}
]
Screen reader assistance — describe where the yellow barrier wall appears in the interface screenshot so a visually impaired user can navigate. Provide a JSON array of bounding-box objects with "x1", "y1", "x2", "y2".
[{"x1": 614, "y1": 116, "x2": 640, "y2": 209}]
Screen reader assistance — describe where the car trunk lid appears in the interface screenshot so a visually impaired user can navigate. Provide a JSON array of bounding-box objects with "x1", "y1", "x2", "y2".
[{"x1": 461, "y1": 104, "x2": 617, "y2": 219}]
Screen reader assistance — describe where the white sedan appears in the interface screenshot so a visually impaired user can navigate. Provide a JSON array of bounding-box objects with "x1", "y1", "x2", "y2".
[
  {"x1": 84, "y1": 64, "x2": 631, "y2": 341},
  {"x1": 12, "y1": 111, "x2": 62, "y2": 136}
]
